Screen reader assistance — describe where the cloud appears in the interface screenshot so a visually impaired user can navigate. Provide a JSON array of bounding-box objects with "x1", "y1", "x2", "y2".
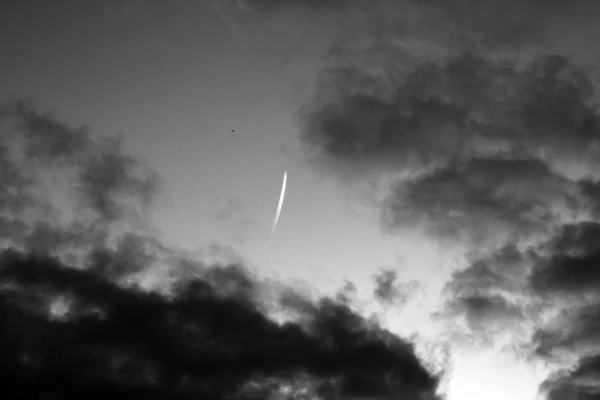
[
  {"x1": 0, "y1": 100, "x2": 164, "y2": 260},
  {"x1": 578, "y1": 179, "x2": 600, "y2": 219},
  {"x1": 381, "y1": 155, "x2": 582, "y2": 245},
  {"x1": 449, "y1": 244, "x2": 531, "y2": 296},
  {"x1": 372, "y1": 267, "x2": 418, "y2": 308},
  {"x1": 455, "y1": 294, "x2": 524, "y2": 323},
  {"x1": 0, "y1": 248, "x2": 441, "y2": 399},
  {"x1": 302, "y1": 51, "x2": 600, "y2": 172},
  {"x1": 529, "y1": 222, "x2": 600, "y2": 297},
  {"x1": 429, "y1": 242, "x2": 549, "y2": 351},
  {"x1": 13, "y1": 100, "x2": 92, "y2": 163},
  {"x1": 77, "y1": 133, "x2": 161, "y2": 222},
  {"x1": 542, "y1": 354, "x2": 600, "y2": 400}
]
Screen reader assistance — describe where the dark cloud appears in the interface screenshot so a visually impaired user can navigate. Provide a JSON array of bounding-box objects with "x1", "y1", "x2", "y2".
[
  {"x1": 381, "y1": 155, "x2": 580, "y2": 243},
  {"x1": 578, "y1": 179, "x2": 600, "y2": 219},
  {"x1": 300, "y1": 52, "x2": 486, "y2": 178},
  {"x1": 0, "y1": 100, "x2": 163, "y2": 258},
  {"x1": 536, "y1": 302, "x2": 600, "y2": 361},
  {"x1": 449, "y1": 244, "x2": 531, "y2": 296},
  {"x1": 86, "y1": 232, "x2": 165, "y2": 279},
  {"x1": 431, "y1": 242, "x2": 550, "y2": 353},
  {"x1": 373, "y1": 268, "x2": 401, "y2": 305},
  {"x1": 444, "y1": 294, "x2": 525, "y2": 343},
  {"x1": 529, "y1": 222, "x2": 600, "y2": 297},
  {"x1": 373, "y1": 267, "x2": 417, "y2": 307},
  {"x1": 542, "y1": 354, "x2": 600, "y2": 400},
  {"x1": 77, "y1": 133, "x2": 161, "y2": 222},
  {"x1": 13, "y1": 100, "x2": 92, "y2": 164},
  {"x1": 0, "y1": 248, "x2": 441, "y2": 399},
  {"x1": 457, "y1": 294, "x2": 523, "y2": 322},
  {"x1": 519, "y1": 55, "x2": 598, "y2": 144},
  {"x1": 334, "y1": 280, "x2": 357, "y2": 304},
  {"x1": 301, "y1": 52, "x2": 599, "y2": 187}
]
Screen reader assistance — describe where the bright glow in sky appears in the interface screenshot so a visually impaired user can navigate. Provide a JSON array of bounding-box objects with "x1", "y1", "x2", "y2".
[{"x1": 443, "y1": 349, "x2": 551, "y2": 400}]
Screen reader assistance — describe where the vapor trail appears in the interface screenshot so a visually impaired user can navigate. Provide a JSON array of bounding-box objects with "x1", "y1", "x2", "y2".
[{"x1": 271, "y1": 171, "x2": 287, "y2": 235}]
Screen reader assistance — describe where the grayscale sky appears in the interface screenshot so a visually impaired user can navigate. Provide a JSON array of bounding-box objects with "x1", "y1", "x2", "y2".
[
  {"x1": 4, "y1": 1, "x2": 600, "y2": 399},
  {"x1": 1, "y1": 1, "x2": 445, "y2": 312}
]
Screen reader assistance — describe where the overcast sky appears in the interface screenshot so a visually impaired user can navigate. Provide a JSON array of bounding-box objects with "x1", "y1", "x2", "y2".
[{"x1": 4, "y1": 1, "x2": 600, "y2": 399}]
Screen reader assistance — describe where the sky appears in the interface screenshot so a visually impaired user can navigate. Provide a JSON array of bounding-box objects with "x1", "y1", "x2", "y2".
[
  {"x1": 0, "y1": 0, "x2": 411, "y2": 292},
  {"x1": 3, "y1": 1, "x2": 600, "y2": 399}
]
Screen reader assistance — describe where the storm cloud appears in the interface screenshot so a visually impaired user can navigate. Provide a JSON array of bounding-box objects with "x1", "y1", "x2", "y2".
[{"x1": 0, "y1": 248, "x2": 441, "y2": 399}]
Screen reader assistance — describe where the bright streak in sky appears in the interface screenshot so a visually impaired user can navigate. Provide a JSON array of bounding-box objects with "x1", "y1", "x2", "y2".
[{"x1": 271, "y1": 170, "x2": 287, "y2": 235}]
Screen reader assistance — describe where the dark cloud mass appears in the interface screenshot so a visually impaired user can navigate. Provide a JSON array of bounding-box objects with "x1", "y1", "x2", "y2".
[
  {"x1": 445, "y1": 293, "x2": 525, "y2": 347},
  {"x1": 373, "y1": 267, "x2": 417, "y2": 308},
  {"x1": 530, "y1": 222, "x2": 600, "y2": 296},
  {"x1": 301, "y1": 53, "x2": 600, "y2": 197},
  {"x1": 382, "y1": 155, "x2": 580, "y2": 244},
  {"x1": 0, "y1": 101, "x2": 440, "y2": 399},
  {"x1": 0, "y1": 250, "x2": 439, "y2": 399},
  {"x1": 303, "y1": 52, "x2": 600, "y2": 168}
]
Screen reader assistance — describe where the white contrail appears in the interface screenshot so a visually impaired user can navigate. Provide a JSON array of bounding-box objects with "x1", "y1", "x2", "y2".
[{"x1": 271, "y1": 171, "x2": 287, "y2": 235}]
